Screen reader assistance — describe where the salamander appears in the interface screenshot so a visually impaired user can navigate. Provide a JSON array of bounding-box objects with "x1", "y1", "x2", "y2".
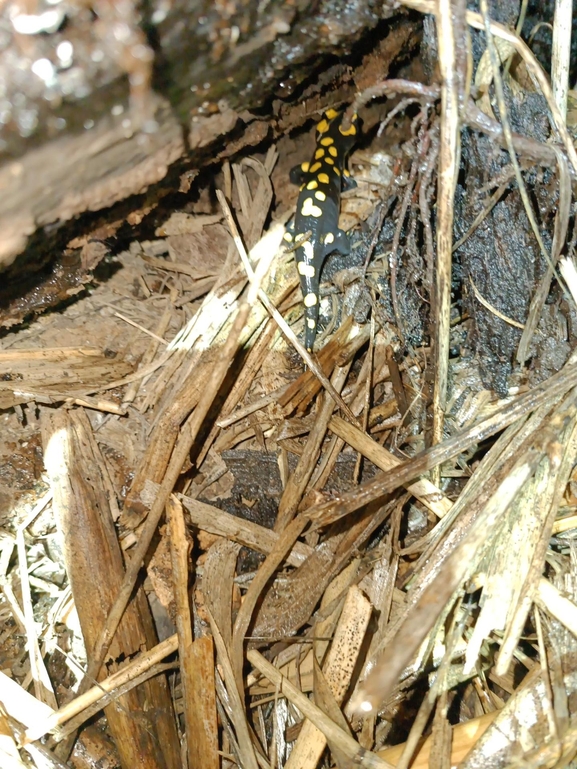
[{"x1": 284, "y1": 108, "x2": 360, "y2": 351}]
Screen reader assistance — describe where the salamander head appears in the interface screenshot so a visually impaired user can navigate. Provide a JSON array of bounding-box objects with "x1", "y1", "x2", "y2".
[{"x1": 315, "y1": 109, "x2": 361, "y2": 156}]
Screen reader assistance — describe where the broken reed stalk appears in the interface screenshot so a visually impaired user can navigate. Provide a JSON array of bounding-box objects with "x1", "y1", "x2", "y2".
[
  {"x1": 207, "y1": 608, "x2": 260, "y2": 769},
  {"x1": 275, "y1": 360, "x2": 353, "y2": 531},
  {"x1": 230, "y1": 515, "x2": 308, "y2": 692},
  {"x1": 181, "y1": 495, "x2": 313, "y2": 566},
  {"x1": 552, "y1": 0, "x2": 572, "y2": 119},
  {"x1": 351, "y1": 402, "x2": 574, "y2": 714},
  {"x1": 430, "y1": 0, "x2": 463, "y2": 485},
  {"x1": 328, "y1": 415, "x2": 452, "y2": 518}
]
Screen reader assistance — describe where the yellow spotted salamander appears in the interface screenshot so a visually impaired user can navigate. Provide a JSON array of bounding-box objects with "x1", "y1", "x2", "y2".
[{"x1": 284, "y1": 108, "x2": 360, "y2": 351}]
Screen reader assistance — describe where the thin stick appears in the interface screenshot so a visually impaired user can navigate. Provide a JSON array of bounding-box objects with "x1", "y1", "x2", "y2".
[{"x1": 431, "y1": 0, "x2": 462, "y2": 484}]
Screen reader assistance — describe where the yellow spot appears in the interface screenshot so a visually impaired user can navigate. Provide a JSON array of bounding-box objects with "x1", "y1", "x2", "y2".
[
  {"x1": 324, "y1": 156, "x2": 335, "y2": 165},
  {"x1": 315, "y1": 148, "x2": 325, "y2": 159},
  {"x1": 310, "y1": 162, "x2": 322, "y2": 173},
  {"x1": 304, "y1": 292, "x2": 318, "y2": 307},
  {"x1": 301, "y1": 197, "x2": 323, "y2": 217},
  {"x1": 343, "y1": 168, "x2": 350, "y2": 176},
  {"x1": 306, "y1": 179, "x2": 318, "y2": 190},
  {"x1": 316, "y1": 119, "x2": 329, "y2": 134},
  {"x1": 320, "y1": 136, "x2": 334, "y2": 146},
  {"x1": 301, "y1": 161, "x2": 310, "y2": 172},
  {"x1": 302, "y1": 240, "x2": 314, "y2": 261},
  {"x1": 323, "y1": 232, "x2": 335, "y2": 245},
  {"x1": 325, "y1": 108, "x2": 339, "y2": 120},
  {"x1": 283, "y1": 231, "x2": 293, "y2": 242},
  {"x1": 318, "y1": 172, "x2": 329, "y2": 184},
  {"x1": 328, "y1": 145, "x2": 338, "y2": 157},
  {"x1": 315, "y1": 190, "x2": 326, "y2": 201},
  {"x1": 298, "y1": 261, "x2": 316, "y2": 278},
  {"x1": 307, "y1": 318, "x2": 316, "y2": 329},
  {"x1": 339, "y1": 119, "x2": 357, "y2": 136},
  {"x1": 300, "y1": 183, "x2": 305, "y2": 191},
  {"x1": 334, "y1": 167, "x2": 341, "y2": 176}
]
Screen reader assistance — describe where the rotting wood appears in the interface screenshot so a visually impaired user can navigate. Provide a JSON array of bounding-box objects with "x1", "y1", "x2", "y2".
[
  {"x1": 285, "y1": 585, "x2": 372, "y2": 769},
  {"x1": 248, "y1": 649, "x2": 393, "y2": 769},
  {"x1": 252, "y1": 502, "x2": 393, "y2": 640},
  {"x1": 180, "y1": 495, "x2": 312, "y2": 566},
  {"x1": 41, "y1": 409, "x2": 180, "y2": 769}
]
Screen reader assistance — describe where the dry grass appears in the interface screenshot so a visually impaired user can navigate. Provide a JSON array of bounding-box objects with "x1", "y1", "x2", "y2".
[{"x1": 1, "y1": 3, "x2": 577, "y2": 769}]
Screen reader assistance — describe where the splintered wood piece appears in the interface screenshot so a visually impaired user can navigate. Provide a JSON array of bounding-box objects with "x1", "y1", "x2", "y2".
[
  {"x1": 276, "y1": 317, "x2": 355, "y2": 417},
  {"x1": 276, "y1": 361, "x2": 352, "y2": 532},
  {"x1": 253, "y1": 503, "x2": 392, "y2": 640},
  {"x1": 0, "y1": 347, "x2": 132, "y2": 409},
  {"x1": 167, "y1": 497, "x2": 218, "y2": 769},
  {"x1": 329, "y1": 415, "x2": 453, "y2": 518},
  {"x1": 231, "y1": 515, "x2": 308, "y2": 688},
  {"x1": 207, "y1": 610, "x2": 259, "y2": 769},
  {"x1": 201, "y1": 537, "x2": 241, "y2": 649},
  {"x1": 41, "y1": 409, "x2": 180, "y2": 769},
  {"x1": 181, "y1": 494, "x2": 313, "y2": 567},
  {"x1": 285, "y1": 585, "x2": 372, "y2": 769}
]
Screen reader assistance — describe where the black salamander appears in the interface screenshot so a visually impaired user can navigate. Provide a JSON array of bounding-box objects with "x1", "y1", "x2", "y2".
[{"x1": 284, "y1": 108, "x2": 360, "y2": 351}]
